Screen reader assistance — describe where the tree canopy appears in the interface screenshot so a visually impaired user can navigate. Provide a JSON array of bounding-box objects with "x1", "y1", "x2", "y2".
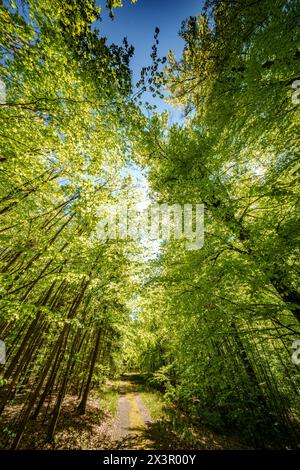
[{"x1": 0, "y1": 0, "x2": 299, "y2": 450}]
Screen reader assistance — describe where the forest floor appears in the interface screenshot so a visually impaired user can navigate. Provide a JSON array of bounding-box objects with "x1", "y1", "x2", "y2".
[
  {"x1": 106, "y1": 374, "x2": 251, "y2": 450},
  {"x1": 0, "y1": 373, "x2": 251, "y2": 450}
]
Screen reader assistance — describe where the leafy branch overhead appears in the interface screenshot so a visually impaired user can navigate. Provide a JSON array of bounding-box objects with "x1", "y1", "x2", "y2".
[{"x1": 0, "y1": 0, "x2": 299, "y2": 451}]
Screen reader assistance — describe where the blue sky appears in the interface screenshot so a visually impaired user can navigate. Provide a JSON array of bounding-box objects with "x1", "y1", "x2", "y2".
[
  {"x1": 96, "y1": 0, "x2": 204, "y2": 121},
  {"x1": 94, "y1": 1, "x2": 205, "y2": 251}
]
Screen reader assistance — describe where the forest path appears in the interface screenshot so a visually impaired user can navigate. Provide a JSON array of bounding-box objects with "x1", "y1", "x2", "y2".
[
  {"x1": 106, "y1": 374, "x2": 250, "y2": 450},
  {"x1": 110, "y1": 375, "x2": 154, "y2": 450}
]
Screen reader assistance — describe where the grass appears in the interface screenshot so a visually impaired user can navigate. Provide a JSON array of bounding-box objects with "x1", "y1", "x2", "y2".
[
  {"x1": 121, "y1": 373, "x2": 167, "y2": 421},
  {"x1": 96, "y1": 379, "x2": 120, "y2": 417},
  {"x1": 139, "y1": 389, "x2": 166, "y2": 421},
  {"x1": 125, "y1": 374, "x2": 248, "y2": 449},
  {"x1": 93, "y1": 373, "x2": 250, "y2": 449}
]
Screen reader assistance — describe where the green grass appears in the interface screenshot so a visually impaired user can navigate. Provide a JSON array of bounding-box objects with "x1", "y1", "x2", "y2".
[
  {"x1": 96, "y1": 380, "x2": 120, "y2": 417},
  {"x1": 139, "y1": 389, "x2": 167, "y2": 421},
  {"x1": 133, "y1": 377, "x2": 243, "y2": 449}
]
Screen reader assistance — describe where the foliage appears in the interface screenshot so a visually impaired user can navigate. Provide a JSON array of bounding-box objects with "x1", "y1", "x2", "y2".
[
  {"x1": 129, "y1": 0, "x2": 300, "y2": 448},
  {"x1": 0, "y1": 0, "x2": 299, "y2": 450}
]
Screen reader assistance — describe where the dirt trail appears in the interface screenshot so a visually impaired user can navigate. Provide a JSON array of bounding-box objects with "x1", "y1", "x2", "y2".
[
  {"x1": 110, "y1": 376, "x2": 154, "y2": 449},
  {"x1": 106, "y1": 374, "x2": 250, "y2": 451}
]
